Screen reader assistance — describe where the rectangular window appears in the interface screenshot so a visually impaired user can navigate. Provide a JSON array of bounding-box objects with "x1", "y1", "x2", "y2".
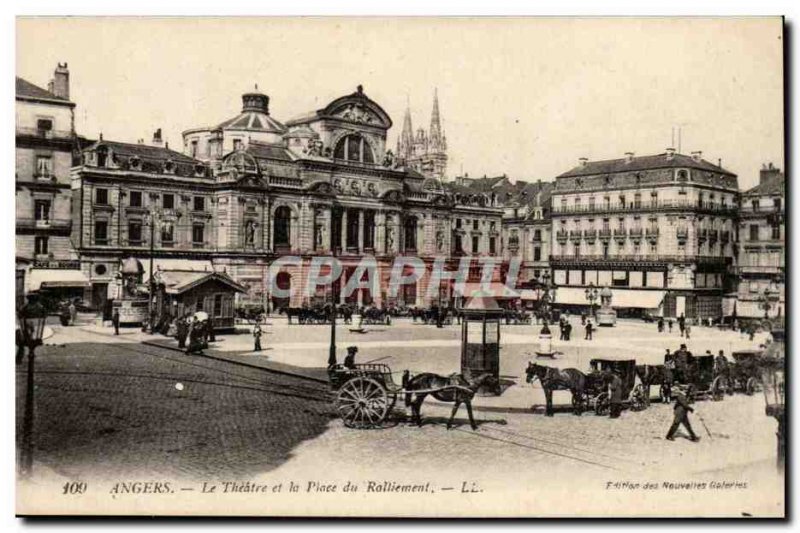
[
  {"x1": 128, "y1": 221, "x2": 143, "y2": 245},
  {"x1": 456, "y1": 218, "x2": 462, "y2": 229},
  {"x1": 533, "y1": 229, "x2": 542, "y2": 241},
  {"x1": 232, "y1": 139, "x2": 243, "y2": 151},
  {"x1": 37, "y1": 118, "x2": 53, "y2": 133},
  {"x1": 190, "y1": 140, "x2": 198, "y2": 158},
  {"x1": 774, "y1": 198, "x2": 782, "y2": 211},
  {"x1": 489, "y1": 237, "x2": 496, "y2": 255},
  {"x1": 34, "y1": 236, "x2": 48, "y2": 255},
  {"x1": 36, "y1": 156, "x2": 53, "y2": 178},
  {"x1": 533, "y1": 247, "x2": 541, "y2": 261},
  {"x1": 749, "y1": 225, "x2": 759, "y2": 241},
  {"x1": 129, "y1": 191, "x2": 142, "y2": 207},
  {"x1": 95, "y1": 188, "x2": 109, "y2": 205},
  {"x1": 473, "y1": 219, "x2": 479, "y2": 230},
  {"x1": 472, "y1": 235, "x2": 479, "y2": 253},
  {"x1": 193, "y1": 223, "x2": 205, "y2": 245},
  {"x1": 751, "y1": 200, "x2": 760, "y2": 212},
  {"x1": 34, "y1": 199, "x2": 51, "y2": 221},
  {"x1": 213, "y1": 294, "x2": 223, "y2": 318},
  {"x1": 94, "y1": 220, "x2": 108, "y2": 244},
  {"x1": 193, "y1": 196, "x2": 205, "y2": 212},
  {"x1": 162, "y1": 193, "x2": 174, "y2": 210},
  {"x1": 771, "y1": 225, "x2": 780, "y2": 240},
  {"x1": 634, "y1": 193, "x2": 641, "y2": 208},
  {"x1": 161, "y1": 222, "x2": 174, "y2": 245},
  {"x1": 588, "y1": 197, "x2": 595, "y2": 209}
]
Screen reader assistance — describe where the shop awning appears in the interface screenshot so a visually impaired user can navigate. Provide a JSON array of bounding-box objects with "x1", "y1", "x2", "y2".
[
  {"x1": 455, "y1": 282, "x2": 520, "y2": 299},
  {"x1": 552, "y1": 287, "x2": 665, "y2": 309},
  {"x1": 608, "y1": 289, "x2": 665, "y2": 310},
  {"x1": 28, "y1": 269, "x2": 90, "y2": 292}
]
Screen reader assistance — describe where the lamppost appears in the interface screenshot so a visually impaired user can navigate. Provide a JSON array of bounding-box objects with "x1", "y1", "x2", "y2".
[
  {"x1": 145, "y1": 210, "x2": 158, "y2": 332},
  {"x1": 17, "y1": 298, "x2": 47, "y2": 478},
  {"x1": 761, "y1": 329, "x2": 785, "y2": 470},
  {"x1": 585, "y1": 282, "x2": 599, "y2": 317},
  {"x1": 328, "y1": 230, "x2": 339, "y2": 367}
]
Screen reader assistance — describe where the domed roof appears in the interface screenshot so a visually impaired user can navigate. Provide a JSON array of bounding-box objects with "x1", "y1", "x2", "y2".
[
  {"x1": 214, "y1": 90, "x2": 287, "y2": 135},
  {"x1": 120, "y1": 257, "x2": 144, "y2": 275}
]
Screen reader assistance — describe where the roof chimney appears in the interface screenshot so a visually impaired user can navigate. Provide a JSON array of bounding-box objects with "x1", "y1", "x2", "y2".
[
  {"x1": 579, "y1": 157, "x2": 588, "y2": 167},
  {"x1": 759, "y1": 162, "x2": 782, "y2": 185},
  {"x1": 152, "y1": 128, "x2": 163, "y2": 147},
  {"x1": 665, "y1": 148, "x2": 676, "y2": 160},
  {"x1": 691, "y1": 150, "x2": 702, "y2": 162},
  {"x1": 624, "y1": 152, "x2": 634, "y2": 163},
  {"x1": 52, "y1": 62, "x2": 70, "y2": 100}
]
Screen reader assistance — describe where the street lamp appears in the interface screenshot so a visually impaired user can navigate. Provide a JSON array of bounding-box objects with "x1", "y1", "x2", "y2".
[
  {"x1": 145, "y1": 210, "x2": 158, "y2": 333},
  {"x1": 761, "y1": 329, "x2": 785, "y2": 470},
  {"x1": 17, "y1": 298, "x2": 47, "y2": 477},
  {"x1": 585, "y1": 283, "x2": 599, "y2": 317},
  {"x1": 758, "y1": 285, "x2": 778, "y2": 319}
]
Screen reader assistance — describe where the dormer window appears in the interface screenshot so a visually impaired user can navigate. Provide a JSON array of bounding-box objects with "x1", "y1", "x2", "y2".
[
  {"x1": 333, "y1": 134, "x2": 375, "y2": 164},
  {"x1": 96, "y1": 146, "x2": 108, "y2": 168}
]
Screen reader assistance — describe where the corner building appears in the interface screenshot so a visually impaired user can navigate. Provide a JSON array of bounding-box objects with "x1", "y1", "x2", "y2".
[
  {"x1": 549, "y1": 150, "x2": 739, "y2": 319},
  {"x1": 72, "y1": 86, "x2": 503, "y2": 311}
]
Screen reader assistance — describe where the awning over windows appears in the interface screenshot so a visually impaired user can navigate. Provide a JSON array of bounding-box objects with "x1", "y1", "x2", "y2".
[
  {"x1": 552, "y1": 286, "x2": 665, "y2": 309},
  {"x1": 28, "y1": 269, "x2": 90, "y2": 292},
  {"x1": 455, "y1": 282, "x2": 520, "y2": 299}
]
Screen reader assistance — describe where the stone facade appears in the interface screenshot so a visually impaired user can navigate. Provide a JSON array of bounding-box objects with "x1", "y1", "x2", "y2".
[
  {"x1": 71, "y1": 87, "x2": 503, "y2": 311},
  {"x1": 735, "y1": 163, "x2": 785, "y2": 319},
  {"x1": 549, "y1": 150, "x2": 740, "y2": 319}
]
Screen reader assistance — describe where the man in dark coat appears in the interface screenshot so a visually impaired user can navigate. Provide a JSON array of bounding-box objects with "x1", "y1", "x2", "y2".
[
  {"x1": 657, "y1": 317, "x2": 664, "y2": 333},
  {"x1": 608, "y1": 373, "x2": 623, "y2": 418},
  {"x1": 666, "y1": 390, "x2": 700, "y2": 442},
  {"x1": 678, "y1": 313, "x2": 686, "y2": 337},
  {"x1": 253, "y1": 322, "x2": 262, "y2": 352},
  {"x1": 112, "y1": 309, "x2": 120, "y2": 335},
  {"x1": 564, "y1": 321, "x2": 572, "y2": 341},
  {"x1": 176, "y1": 317, "x2": 187, "y2": 349},
  {"x1": 584, "y1": 319, "x2": 593, "y2": 340},
  {"x1": 344, "y1": 346, "x2": 358, "y2": 369}
]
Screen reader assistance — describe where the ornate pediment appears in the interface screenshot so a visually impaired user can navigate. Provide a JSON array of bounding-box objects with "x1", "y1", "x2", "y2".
[
  {"x1": 333, "y1": 102, "x2": 380, "y2": 125},
  {"x1": 308, "y1": 181, "x2": 334, "y2": 196}
]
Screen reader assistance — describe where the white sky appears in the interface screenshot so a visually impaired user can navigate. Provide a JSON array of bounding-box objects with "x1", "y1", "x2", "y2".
[{"x1": 17, "y1": 17, "x2": 783, "y2": 189}]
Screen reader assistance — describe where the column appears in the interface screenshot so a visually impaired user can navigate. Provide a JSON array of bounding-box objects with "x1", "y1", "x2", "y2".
[
  {"x1": 341, "y1": 209, "x2": 348, "y2": 253},
  {"x1": 375, "y1": 211, "x2": 386, "y2": 254},
  {"x1": 358, "y1": 209, "x2": 364, "y2": 254}
]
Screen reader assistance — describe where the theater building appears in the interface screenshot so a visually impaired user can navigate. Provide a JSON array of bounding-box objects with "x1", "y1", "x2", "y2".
[
  {"x1": 549, "y1": 150, "x2": 739, "y2": 319},
  {"x1": 71, "y1": 86, "x2": 504, "y2": 311}
]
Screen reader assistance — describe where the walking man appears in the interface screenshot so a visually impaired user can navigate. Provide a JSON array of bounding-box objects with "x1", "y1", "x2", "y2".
[
  {"x1": 657, "y1": 317, "x2": 664, "y2": 333},
  {"x1": 253, "y1": 321, "x2": 263, "y2": 352},
  {"x1": 666, "y1": 389, "x2": 700, "y2": 442},
  {"x1": 668, "y1": 319, "x2": 673, "y2": 333},
  {"x1": 608, "y1": 372, "x2": 623, "y2": 419},
  {"x1": 112, "y1": 309, "x2": 120, "y2": 335},
  {"x1": 584, "y1": 319, "x2": 593, "y2": 340},
  {"x1": 678, "y1": 313, "x2": 686, "y2": 337}
]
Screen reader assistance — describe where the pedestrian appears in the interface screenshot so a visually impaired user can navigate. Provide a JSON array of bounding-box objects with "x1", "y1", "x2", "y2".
[
  {"x1": 253, "y1": 321, "x2": 262, "y2": 352},
  {"x1": 564, "y1": 321, "x2": 572, "y2": 341},
  {"x1": 15, "y1": 327, "x2": 25, "y2": 364},
  {"x1": 678, "y1": 313, "x2": 686, "y2": 337},
  {"x1": 186, "y1": 318, "x2": 203, "y2": 355},
  {"x1": 608, "y1": 372, "x2": 623, "y2": 419},
  {"x1": 176, "y1": 316, "x2": 187, "y2": 349},
  {"x1": 69, "y1": 300, "x2": 77, "y2": 326},
  {"x1": 666, "y1": 389, "x2": 700, "y2": 442},
  {"x1": 663, "y1": 350, "x2": 674, "y2": 402},
  {"x1": 344, "y1": 346, "x2": 358, "y2": 369},
  {"x1": 581, "y1": 313, "x2": 586, "y2": 326},
  {"x1": 207, "y1": 319, "x2": 216, "y2": 343},
  {"x1": 668, "y1": 319, "x2": 673, "y2": 333},
  {"x1": 112, "y1": 309, "x2": 120, "y2": 335},
  {"x1": 657, "y1": 317, "x2": 664, "y2": 333},
  {"x1": 684, "y1": 323, "x2": 691, "y2": 340},
  {"x1": 584, "y1": 319, "x2": 593, "y2": 340}
]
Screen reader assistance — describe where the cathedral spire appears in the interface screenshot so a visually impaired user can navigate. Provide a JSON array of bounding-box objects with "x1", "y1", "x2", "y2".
[
  {"x1": 429, "y1": 88, "x2": 442, "y2": 144},
  {"x1": 397, "y1": 97, "x2": 414, "y2": 158}
]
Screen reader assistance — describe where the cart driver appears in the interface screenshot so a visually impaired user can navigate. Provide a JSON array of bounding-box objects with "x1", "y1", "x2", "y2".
[{"x1": 344, "y1": 346, "x2": 358, "y2": 369}]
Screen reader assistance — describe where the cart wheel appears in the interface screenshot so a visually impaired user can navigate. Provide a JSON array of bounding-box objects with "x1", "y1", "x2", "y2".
[
  {"x1": 336, "y1": 377, "x2": 390, "y2": 429},
  {"x1": 711, "y1": 377, "x2": 725, "y2": 401},
  {"x1": 630, "y1": 384, "x2": 647, "y2": 411},
  {"x1": 746, "y1": 377, "x2": 761, "y2": 396},
  {"x1": 594, "y1": 392, "x2": 609, "y2": 416}
]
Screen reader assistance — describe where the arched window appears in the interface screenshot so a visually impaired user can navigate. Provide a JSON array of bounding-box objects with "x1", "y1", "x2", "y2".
[
  {"x1": 274, "y1": 206, "x2": 291, "y2": 248},
  {"x1": 333, "y1": 134, "x2": 375, "y2": 164}
]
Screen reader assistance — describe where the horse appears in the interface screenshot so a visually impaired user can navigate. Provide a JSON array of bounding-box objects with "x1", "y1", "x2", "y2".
[
  {"x1": 401, "y1": 371, "x2": 495, "y2": 430},
  {"x1": 525, "y1": 362, "x2": 588, "y2": 416}
]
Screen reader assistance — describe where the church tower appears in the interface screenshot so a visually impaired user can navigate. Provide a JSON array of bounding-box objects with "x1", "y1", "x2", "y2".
[{"x1": 396, "y1": 89, "x2": 449, "y2": 180}]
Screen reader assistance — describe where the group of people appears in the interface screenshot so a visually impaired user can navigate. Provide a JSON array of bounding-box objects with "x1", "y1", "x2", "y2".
[
  {"x1": 172, "y1": 315, "x2": 215, "y2": 355},
  {"x1": 656, "y1": 313, "x2": 692, "y2": 339},
  {"x1": 554, "y1": 314, "x2": 595, "y2": 341}
]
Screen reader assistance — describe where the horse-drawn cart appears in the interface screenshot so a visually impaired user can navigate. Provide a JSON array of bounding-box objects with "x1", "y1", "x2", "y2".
[
  {"x1": 667, "y1": 353, "x2": 725, "y2": 401},
  {"x1": 584, "y1": 359, "x2": 647, "y2": 415},
  {"x1": 328, "y1": 364, "x2": 486, "y2": 429},
  {"x1": 729, "y1": 350, "x2": 763, "y2": 395}
]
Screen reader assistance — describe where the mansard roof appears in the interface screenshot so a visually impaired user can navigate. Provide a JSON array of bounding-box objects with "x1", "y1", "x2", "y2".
[
  {"x1": 88, "y1": 140, "x2": 200, "y2": 164},
  {"x1": 558, "y1": 152, "x2": 736, "y2": 178},
  {"x1": 743, "y1": 175, "x2": 785, "y2": 197}
]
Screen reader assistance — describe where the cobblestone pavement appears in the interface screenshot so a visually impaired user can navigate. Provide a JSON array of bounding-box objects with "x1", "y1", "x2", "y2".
[{"x1": 16, "y1": 333, "x2": 333, "y2": 482}]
